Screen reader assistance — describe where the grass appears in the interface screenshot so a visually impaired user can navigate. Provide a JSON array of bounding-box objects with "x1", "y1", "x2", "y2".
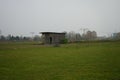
[{"x1": 0, "y1": 41, "x2": 120, "y2": 80}]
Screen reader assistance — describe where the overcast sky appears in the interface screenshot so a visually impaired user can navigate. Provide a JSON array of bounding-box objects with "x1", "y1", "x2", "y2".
[{"x1": 0, "y1": 0, "x2": 120, "y2": 36}]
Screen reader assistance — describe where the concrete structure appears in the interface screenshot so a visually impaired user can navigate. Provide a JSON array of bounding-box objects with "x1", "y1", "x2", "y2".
[{"x1": 40, "y1": 32, "x2": 66, "y2": 44}]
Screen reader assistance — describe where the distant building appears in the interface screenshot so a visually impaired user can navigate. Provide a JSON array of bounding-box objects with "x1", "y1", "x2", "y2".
[
  {"x1": 40, "y1": 32, "x2": 66, "y2": 44},
  {"x1": 112, "y1": 32, "x2": 120, "y2": 40}
]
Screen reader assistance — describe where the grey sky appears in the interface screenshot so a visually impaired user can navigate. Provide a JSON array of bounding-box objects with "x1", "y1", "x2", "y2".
[{"x1": 0, "y1": 0, "x2": 120, "y2": 36}]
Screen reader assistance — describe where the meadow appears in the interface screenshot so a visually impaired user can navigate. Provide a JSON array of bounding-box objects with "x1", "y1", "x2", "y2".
[{"x1": 0, "y1": 41, "x2": 120, "y2": 80}]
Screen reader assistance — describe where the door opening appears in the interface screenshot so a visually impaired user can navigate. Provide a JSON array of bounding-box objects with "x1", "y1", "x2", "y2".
[{"x1": 50, "y1": 37, "x2": 52, "y2": 44}]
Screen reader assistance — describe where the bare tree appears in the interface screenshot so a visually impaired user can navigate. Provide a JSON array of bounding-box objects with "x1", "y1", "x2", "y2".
[
  {"x1": 66, "y1": 31, "x2": 76, "y2": 42},
  {"x1": 0, "y1": 30, "x2": 1, "y2": 39},
  {"x1": 66, "y1": 31, "x2": 82, "y2": 42},
  {"x1": 0, "y1": 30, "x2": 1, "y2": 35},
  {"x1": 30, "y1": 32, "x2": 34, "y2": 40}
]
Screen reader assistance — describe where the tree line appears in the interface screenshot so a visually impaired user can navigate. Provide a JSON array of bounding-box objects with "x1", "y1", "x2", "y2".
[
  {"x1": 0, "y1": 35, "x2": 40, "y2": 41},
  {"x1": 66, "y1": 30, "x2": 97, "y2": 42},
  {"x1": 0, "y1": 30, "x2": 120, "y2": 42}
]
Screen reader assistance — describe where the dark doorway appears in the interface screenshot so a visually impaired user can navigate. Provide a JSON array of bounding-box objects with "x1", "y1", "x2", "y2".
[{"x1": 49, "y1": 37, "x2": 52, "y2": 44}]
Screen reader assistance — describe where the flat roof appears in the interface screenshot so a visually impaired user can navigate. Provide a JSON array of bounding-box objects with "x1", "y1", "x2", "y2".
[{"x1": 40, "y1": 32, "x2": 66, "y2": 34}]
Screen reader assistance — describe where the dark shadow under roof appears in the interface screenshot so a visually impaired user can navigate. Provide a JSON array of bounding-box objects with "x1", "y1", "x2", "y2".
[{"x1": 40, "y1": 32, "x2": 66, "y2": 34}]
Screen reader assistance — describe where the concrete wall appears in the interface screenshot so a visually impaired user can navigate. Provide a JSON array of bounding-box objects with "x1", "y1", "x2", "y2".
[{"x1": 43, "y1": 33, "x2": 65, "y2": 44}]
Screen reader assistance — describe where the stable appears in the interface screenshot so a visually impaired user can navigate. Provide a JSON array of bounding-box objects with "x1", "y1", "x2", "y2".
[{"x1": 40, "y1": 32, "x2": 66, "y2": 44}]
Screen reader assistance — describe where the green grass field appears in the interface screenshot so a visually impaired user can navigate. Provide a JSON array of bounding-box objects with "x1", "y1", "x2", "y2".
[{"x1": 0, "y1": 41, "x2": 120, "y2": 80}]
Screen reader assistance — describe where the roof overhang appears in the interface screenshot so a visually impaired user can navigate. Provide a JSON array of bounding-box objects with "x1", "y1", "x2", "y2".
[{"x1": 40, "y1": 32, "x2": 66, "y2": 34}]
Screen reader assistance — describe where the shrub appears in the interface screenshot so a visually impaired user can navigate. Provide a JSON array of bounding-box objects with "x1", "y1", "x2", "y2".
[{"x1": 60, "y1": 38, "x2": 68, "y2": 44}]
